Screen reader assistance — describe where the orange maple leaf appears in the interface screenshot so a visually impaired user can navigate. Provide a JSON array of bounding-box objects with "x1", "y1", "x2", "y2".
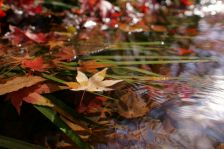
[
  {"x1": 53, "y1": 47, "x2": 76, "y2": 64},
  {"x1": 176, "y1": 48, "x2": 193, "y2": 56},
  {"x1": 47, "y1": 40, "x2": 64, "y2": 50},
  {"x1": 78, "y1": 60, "x2": 113, "y2": 73},
  {"x1": 21, "y1": 57, "x2": 49, "y2": 72}
]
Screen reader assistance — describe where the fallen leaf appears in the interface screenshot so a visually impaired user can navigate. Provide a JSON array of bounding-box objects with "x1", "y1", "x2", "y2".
[
  {"x1": 65, "y1": 68, "x2": 122, "y2": 92},
  {"x1": 0, "y1": 76, "x2": 45, "y2": 95},
  {"x1": 151, "y1": 25, "x2": 167, "y2": 32},
  {"x1": 48, "y1": 40, "x2": 64, "y2": 50},
  {"x1": 176, "y1": 48, "x2": 193, "y2": 55},
  {"x1": 24, "y1": 29, "x2": 46, "y2": 43},
  {"x1": 0, "y1": 0, "x2": 5, "y2": 18},
  {"x1": 53, "y1": 47, "x2": 76, "y2": 62},
  {"x1": 78, "y1": 60, "x2": 113, "y2": 73},
  {"x1": 21, "y1": 57, "x2": 49, "y2": 72},
  {"x1": 5, "y1": 26, "x2": 47, "y2": 45},
  {"x1": 117, "y1": 90, "x2": 149, "y2": 118},
  {"x1": 7, "y1": 82, "x2": 64, "y2": 113},
  {"x1": 119, "y1": 21, "x2": 150, "y2": 32}
]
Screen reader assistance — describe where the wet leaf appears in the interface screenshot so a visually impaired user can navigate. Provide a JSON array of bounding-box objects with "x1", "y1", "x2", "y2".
[
  {"x1": 5, "y1": 26, "x2": 47, "y2": 45},
  {"x1": 6, "y1": 82, "x2": 64, "y2": 113},
  {"x1": 21, "y1": 57, "x2": 49, "y2": 72},
  {"x1": 65, "y1": 68, "x2": 123, "y2": 92},
  {"x1": 53, "y1": 47, "x2": 76, "y2": 62},
  {"x1": 78, "y1": 60, "x2": 113, "y2": 73},
  {"x1": 176, "y1": 48, "x2": 193, "y2": 55},
  {"x1": 48, "y1": 40, "x2": 64, "y2": 50},
  {"x1": 0, "y1": 76, "x2": 45, "y2": 96},
  {"x1": 119, "y1": 21, "x2": 150, "y2": 32},
  {"x1": 24, "y1": 29, "x2": 46, "y2": 43},
  {"x1": 117, "y1": 90, "x2": 149, "y2": 118},
  {"x1": 150, "y1": 25, "x2": 167, "y2": 32}
]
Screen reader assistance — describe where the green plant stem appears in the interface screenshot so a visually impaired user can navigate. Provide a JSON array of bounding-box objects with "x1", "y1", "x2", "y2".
[
  {"x1": 34, "y1": 106, "x2": 91, "y2": 149},
  {"x1": 0, "y1": 135, "x2": 46, "y2": 149}
]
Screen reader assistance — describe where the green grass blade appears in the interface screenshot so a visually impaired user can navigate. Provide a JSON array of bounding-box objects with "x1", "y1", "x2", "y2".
[
  {"x1": 0, "y1": 135, "x2": 46, "y2": 149},
  {"x1": 42, "y1": 73, "x2": 65, "y2": 84},
  {"x1": 111, "y1": 41, "x2": 163, "y2": 46},
  {"x1": 121, "y1": 67, "x2": 161, "y2": 76},
  {"x1": 107, "y1": 74, "x2": 174, "y2": 81},
  {"x1": 44, "y1": 0, "x2": 75, "y2": 8},
  {"x1": 108, "y1": 46, "x2": 167, "y2": 51},
  {"x1": 34, "y1": 106, "x2": 91, "y2": 149},
  {"x1": 98, "y1": 59, "x2": 216, "y2": 65},
  {"x1": 84, "y1": 55, "x2": 204, "y2": 60}
]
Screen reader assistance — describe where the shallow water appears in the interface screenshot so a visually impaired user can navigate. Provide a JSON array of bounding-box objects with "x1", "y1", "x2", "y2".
[{"x1": 93, "y1": 2, "x2": 224, "y2": 148}]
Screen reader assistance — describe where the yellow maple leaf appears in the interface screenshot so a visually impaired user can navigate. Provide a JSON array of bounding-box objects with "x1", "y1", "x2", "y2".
[{"x1": 65, "y1": 68, "x2": 122, "y2": 92}]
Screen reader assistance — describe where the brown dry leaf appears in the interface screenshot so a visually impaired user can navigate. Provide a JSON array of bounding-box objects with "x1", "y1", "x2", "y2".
[
  {"x1": 216, "y1": 144, "x2": 224, "y2": 149},
  {"x1": 0, "y1": 76, "x2": 45, "y2": 96},
  {"x1": 150, "y1": 25, "x2": 167, "y2": 32},
  {"x1": 119, "y1": 21, "x2": 150, "y2": 32},
  {"x1": 78, "y1": 60, "x2": 113, "y2": 73},
  {"x1": 117, "y1": 90, "x2": 149, "y2": 118},
  {"x1": 48, "y1": 40, "x2": 64, "y2": 50},
  {"x1": 60, "y1": 116, "x2": 91, "y2": 133}
]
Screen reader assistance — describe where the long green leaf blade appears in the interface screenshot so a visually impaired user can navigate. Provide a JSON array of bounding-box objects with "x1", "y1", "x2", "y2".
[
  {"x1": 0, "y1": 135, "x2": 46, "y2": 149},
  {"x1": 34, "y1": 106, "x2": 91, "y2": 149}
]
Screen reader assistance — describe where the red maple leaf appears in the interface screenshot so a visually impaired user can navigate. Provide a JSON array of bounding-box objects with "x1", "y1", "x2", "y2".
[
  {"x1": 21, "y1": 57, "x2": 49, "y2": 72},
  {"x1": 0, "y1": 0, "x2": 6, "y2": 18},
  {"x1": 176, "y1": 48, "x2": 193, "y2": 55},
  {"x1": 181, "y1": 0, "x2": 192, "y2": 6},
  {"x1": 7, "y1": 83, "x2": 62, "y2": 113},
  {"x1": 6, "y1": 26, "x2": 47, "y2": 45},
  {"x1": 17, "y1": 0, "x2": 43, "y2": 15}
]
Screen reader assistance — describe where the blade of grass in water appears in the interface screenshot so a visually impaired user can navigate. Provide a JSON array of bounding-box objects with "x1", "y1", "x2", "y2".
[
  {"x1": 0, "y1": 135, "x2": 46, "y2": 149},
  {"x1": 44, "y1": 0, "x2": 76, "y2": 8},
  {"x1": 42, "y1": 73, "x2": 65, "y2": 84},
  {"x1": 98, "y1": 59, "x2": 216, "y2": 65},
  {"x1": 107, "y1": 74, "x2": 174, "y2": 81},
  {"x1": 109, "y1": 46, "x2": 168, "y2": 51},
  {"x1": 34, "y1": 106, "x2": 91, "y2": 149},
  {"x1": 60, "y1": 62, "x2": 78, "y2": 66},
  {"x1": 121, "y1": 67, "x2": 161, "y2": 76},
  {"x1": 111, "y1": 41, "x2": 163, "y2": 46},
  {"x1": 84, "y1": 55, "x2": 203, "y2": 60}
]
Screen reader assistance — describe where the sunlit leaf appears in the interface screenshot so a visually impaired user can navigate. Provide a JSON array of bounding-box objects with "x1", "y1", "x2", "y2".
[{"x1": 65, "y1": 68, "x2": 123, "y2": 92}]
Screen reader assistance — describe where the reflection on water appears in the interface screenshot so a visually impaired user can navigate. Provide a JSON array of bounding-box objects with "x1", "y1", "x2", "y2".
[
  {"x1": 194, "y1": 0, "x2": 224, "y2": 17},
  {"x1": 93, "y1": 1, "x2": 224, "y2": 149}
]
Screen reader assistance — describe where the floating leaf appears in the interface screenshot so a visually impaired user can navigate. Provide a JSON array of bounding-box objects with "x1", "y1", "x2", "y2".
[{"x1": 65, "y1": 68, "x2": 123, "y2": 92}]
